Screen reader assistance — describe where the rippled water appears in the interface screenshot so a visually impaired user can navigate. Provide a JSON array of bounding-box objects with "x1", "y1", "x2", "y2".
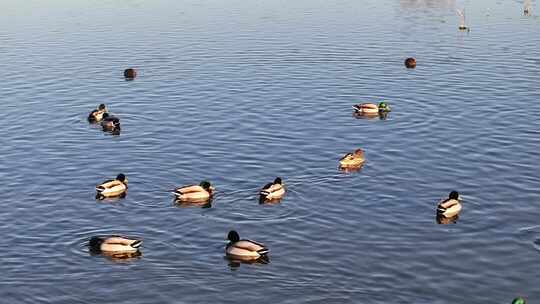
[{"x1": 1, "y1": 0, "x2": 539, "y2": 303}]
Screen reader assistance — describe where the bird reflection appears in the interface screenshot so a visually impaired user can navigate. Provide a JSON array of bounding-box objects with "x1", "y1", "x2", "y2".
[
  {"x1": 259, "y1": 195, "x2": 282, "y2": 205},
  {"x1": 338, "y1": 163, "x2": 364, "y2": 173},
  {"x1": 102, "y1": 127, "x2": 121, "y2": 136},
  {"x1": 353, "y1": 112, "x2": 389, "y2": 121},
  {"x1": 399, "y1": 0, "x2": 456, "y2": 10},
  {"x1": 436, "y1": 213, "x2": 459, "y2": 224},
  {"x1": 96, "y1": 192, "x2": 127, "y2": 201},
  {"x1": 90, "y1": 250, "x2": 142, "y2": 263},
  {"x1": 225, "y1": 254, "x2": 270, "y2": 270},
  {"x1": 174, "y1": 197, "x2": 212, "y2": 208}
]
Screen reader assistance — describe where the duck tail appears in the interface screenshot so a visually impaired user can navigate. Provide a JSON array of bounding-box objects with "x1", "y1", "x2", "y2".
[
  {"x1": 257, "y1": 248, "x2": 269, "y2": 255},
  {"x1": 131, "y1": 240, "x2": 142, "y2": 248}
]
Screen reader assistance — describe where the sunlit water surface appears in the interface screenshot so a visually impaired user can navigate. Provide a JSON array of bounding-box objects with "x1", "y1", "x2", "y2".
[{"x1": 1, "y1": 0, "x2": 539, "y2": 303}]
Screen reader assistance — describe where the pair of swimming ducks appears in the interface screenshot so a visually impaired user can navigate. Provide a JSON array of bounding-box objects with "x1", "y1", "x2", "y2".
[
  {"x1": 173, "y1": 177, "x2": 286, "y2": 202},
  {"x1": 96, "y1": 175, "x2": 286, "y2": 202},
  {"x1": 88, "y1": 104, "x2": 121, "y2": 131},
  {"x1": 89, "y1": 230, "x2": 268, "y2": 260}
]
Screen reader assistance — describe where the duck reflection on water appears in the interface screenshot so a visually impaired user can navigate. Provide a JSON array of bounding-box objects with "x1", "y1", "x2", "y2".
[
  {"x1": 95, "y1": 191, "x2": 127, "y2": 201},
  {"x1": 338, "y1": 163, "x2": 364, "y2": 174},
  {"x1": 353, "y1": 111, "x2": 390, "y2": 120},
  {"x1": 436, "y1": 213, "x2": 459, "y2": 224},
  {"x1": 174, "y1": 197, "x2": 212, "y2": 208},
  {"x1": 226, "y1": 254, "x2": 270, "y2": 270}
]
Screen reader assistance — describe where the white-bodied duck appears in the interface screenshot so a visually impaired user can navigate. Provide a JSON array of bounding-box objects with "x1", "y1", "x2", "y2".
[
  {"x1": 437, "y1": 191, "x2": 462, "y2": 218},
  {"x1": 96, "y1": 174, "x2": 128, "y2": 198},
  {"x1": 260, "y1": 177, "x2": 286, "y2": 201},
  {"x1": 226, "y1": 230, "x2": 269, "y2": 260},
  {"x1": 89, "y1": 236, "x2": 142, "y2": 253},
  {"x1": 174, "y1": 180, "x2": 214, "y2": 202}
]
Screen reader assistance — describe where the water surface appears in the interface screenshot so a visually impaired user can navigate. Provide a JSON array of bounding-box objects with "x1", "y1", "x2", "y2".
[{"x1": 1, "y1": 0, "x2": 539, "y2": 303}]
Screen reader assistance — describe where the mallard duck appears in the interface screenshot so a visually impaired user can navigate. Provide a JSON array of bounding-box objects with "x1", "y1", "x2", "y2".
[
  {"x1": 339, "y1": 149, "x2": 365, "y2": 168},
  {"x1": 437, "y1": 191, "x2": 462, "y2": 217},
  {"x1": 174, "y1": 180, "x2": 214, "y2": 202},
  {"x1": 88, "y1": 104, "x2": 108, "y2": 122},
  {"x1": 101, "y1": 113, "x2": 121, "y2": 131},
  {"x1": 512, "y1": 297, "x2": 526, "y2": 304},
  {"x1": 89, "y1": 236, "x2": 142, "y2": 253},
  {"x1": 404, "y1": 57, "x2": 416, "y2": 68},
  {"x1": 96, "y1": 174, "x2": 128, "y2": 198},
  {"x1": 226, "y1": 230, "x2": 268, "y2": 259},
  {"x1": 353, "y1": 102, "x2": 391, "y2": 115},
  {"x1": 260, "y1": 177, "x2": 286, "y2": 200}
]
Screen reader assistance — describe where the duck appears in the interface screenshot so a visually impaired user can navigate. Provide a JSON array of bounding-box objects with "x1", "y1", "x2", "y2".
[
  {"x1": 512, "y1": 298, "x2": 526, "y2": 304},
  {"x1": 339, "y1": 149, "x2": 365, "y2": 168},
  {"x1": 100, "y1": 113, "x2": 121, "y2": 131},
  {"x1": 225, "y1": 230, "x2": 269, "y2": 259},
  {"x1": 174, "y1": 180, "x2": 214, "y2": 202},
  {"x1": 89, "y1": 236, "x2": 142, "y2": 253},
  {"x1": 353, "y1": 102, "x2": 391, "y2": 115},
  {"x1": 437, "y1": 191, "x2": 462, "y2": 218},
  {"x1": 260, "y1": 177, "x2": 286, "y2": 201},
  {"x1": 88, "y1": 104, "x2": 108, "y2": 122},
  {"x1": 96, "y1": 174, "x2": 128, "y2": 198}
]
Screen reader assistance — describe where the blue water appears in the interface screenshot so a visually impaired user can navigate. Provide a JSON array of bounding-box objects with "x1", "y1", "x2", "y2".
[{"x1": 1, "y1": 0, "x2": 539, "y2": 303}]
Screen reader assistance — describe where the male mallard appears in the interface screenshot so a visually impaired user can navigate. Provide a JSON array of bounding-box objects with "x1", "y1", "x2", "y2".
[
  {"x1": 437, "y1": 191, "x2": 462, "y2": 217},
  {"x1": 512, "y1": 297, "x2": 526, "y2": 304},
  {"x1": 96, "y1": 174, "x2": 128, "y2": 198},
  {"x1": 88, "y1": 104, "x2": 108, "y2": 122},
  {"x1": 89, "y1": 236, "x2": 142, "y2": 253},
  {"x1": 339, "y1": 149, "x2": 365, "y2": 168},
  {"x1": 353, "y1": 102, "x2": 391, "y2": 115},
  {"x1": 226, "y1": 230, "x2": 268, "y2": 259},
  {"x1": 260, "y1": 177, "x2": 286, "y2": 201},
  {"x1": 101, "y1": 113, "x2": 121, "y2": 131},
  {"x1": 174, "y1": 180, "x2": 214, "y2": 202}
]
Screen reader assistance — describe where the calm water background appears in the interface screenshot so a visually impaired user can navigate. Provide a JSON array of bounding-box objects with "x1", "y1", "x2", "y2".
[{"x1": 1, "y1": 0, "x2": 539, "y2": 303}]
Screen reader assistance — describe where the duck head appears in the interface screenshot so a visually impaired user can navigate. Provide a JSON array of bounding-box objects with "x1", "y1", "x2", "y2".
[
  {"x1": 98, "y1": 104, "x2": 107, "y2": 111},
  {"x1": 200, "y1": 180, "x2": 214, "y2": 192},
  {"x1": 227, "y1": 230, "x2": 240, "y2": 243},
  {"x1": 512, "y1": 298, "x2": 526, "y2": 304},
  {"x1": 88, "y1": 236, "x2": 104, "y2": 252},
  {"x1": 449, "y1": 190, "x2": 460, "y2": 201},
  {"x1": 274, "y1": 177, "x2": 282, "y2": 185},
  {"x1": 116, "y1": 174, "x2": 128, "y2": 184},
  {"x1": 378, "y1": 102, "x2": 391, "y2": 112}
]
